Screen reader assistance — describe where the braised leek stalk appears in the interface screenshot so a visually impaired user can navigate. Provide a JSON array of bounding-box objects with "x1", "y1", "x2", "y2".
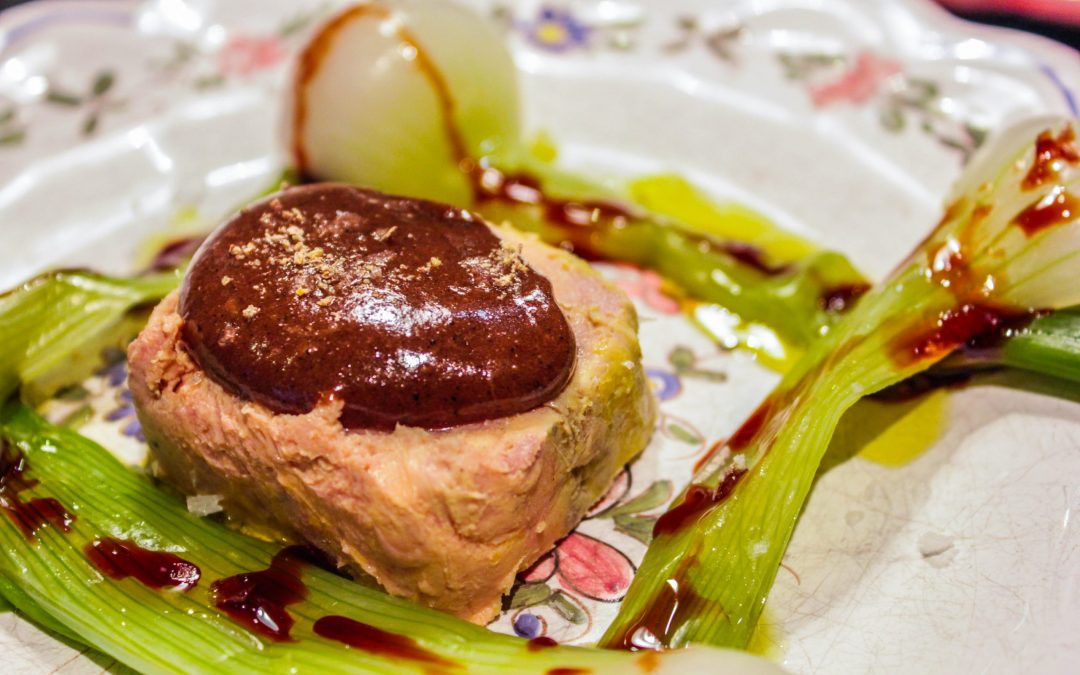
[
  {"x1": 0, "y1": 404, "x2": 779, "y2": 675},
  {"x1": 997, "y1": 309, "x2": 1080, "y2": 384},
  {"x1": 602, "y1": 118, "x2": 1080, "y2": 650},
  {"x1": 0, "y1": 270, "x2": 178, "y2": 402},
  {"x1": 290, "y1": 1, "x2": 868, "y2": 351}
]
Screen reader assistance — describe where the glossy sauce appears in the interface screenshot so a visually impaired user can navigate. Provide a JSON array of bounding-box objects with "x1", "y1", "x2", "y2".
[
  {"x1": 210, "y1": 545, "x2": 323, "y2": 642},
  {"x1": 652, "y1": 469, "x2": 748, "y2": 538},
  {"x1": 606, "y1": 557, "x2": 705, "y2": 651},
  {"x1": 313, "y1": 615, "x2": 460, "y2": 668},
  {"x1": 691, "y1": 397, "x2": 774, "y2": 474},
  {"x1": 470, "y1": 165, "x2": 798, "y2": 281},
  {"x1": 526, "y1": 636, "x2": 559, "y2": 651},
  {"x1": 85, "y1": 538, "x2": 200, "y2": 590},
  {"x1": 893, "y1": 302, "x2": 1025, "y2": 367},
  {"x1": 0, "y1": 440, "x2": 75, "y2": 540},
  {"x1": 1013, "y1": 187, "x2": 1079, "y2": 237},
  {"x1": 180, "y1": 184, "x2": 575, "y2": 431},
  {"x1": 820, "y1": 283, "x2": 871, "y2": 313},
  {"x1": 1022, "y1": 126, "x2": 1079, "y2": 190},
  {"x1": 295, "y1": 14, "x2": 800, "y2": 291}
]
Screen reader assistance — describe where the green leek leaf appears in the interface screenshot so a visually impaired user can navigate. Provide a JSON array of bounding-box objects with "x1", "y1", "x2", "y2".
[
  {"x1": 0, "y1": 404, "x2": 779, "y2": 674},
  {"x1": 0, "y1": 270, "x2": 179, "y2": 402},
  {"x1": 603, "y1": 118, "x2": 1080, "y2": 649}
]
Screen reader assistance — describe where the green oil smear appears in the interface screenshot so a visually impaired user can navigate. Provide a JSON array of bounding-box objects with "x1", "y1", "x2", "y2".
[
  {"x1": 856, "y1": 390, "x2": 949, "y2": 467},
  {"x1": 746, "y1": 606, "x2": 783, "y2": 659},
  {"x1": 627, "y1": 175, "x2": 818, "y2": 265}
]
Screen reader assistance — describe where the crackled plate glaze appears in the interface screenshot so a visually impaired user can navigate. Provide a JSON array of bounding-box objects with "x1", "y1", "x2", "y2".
[{"x1": 1, "y1": 1, "x2": 1079, "y2": 673}]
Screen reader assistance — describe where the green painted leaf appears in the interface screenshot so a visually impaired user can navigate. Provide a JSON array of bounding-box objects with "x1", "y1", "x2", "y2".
[
  {"x1": 880, "y1": 106, "x2": 905, "y2": 132},
  {"x1": 667, "y1": 422, "x2": 702, "y2": 445},
  {"x1": 54, "y1": 384, "x2": 90, "y2": 402},
  {"x1": 57, "y1": 404, "x2": 93, "y2": 429},
  {"x1": 686, "y1": 367, "x2": 727, "y2": 383},
  {"x1": 82, "y1": 113, "x2": 100, "y2": 136},
  {"x1": 603, "y1": 480, "x2": 674, "y2": 519},
  {"x1": 45, "y1": 90, "x2": 82, "y2": 107},
  {"x1": 668, "y1": 345, "x2": 695, "y2": 370},
  {"x1": 0, "y1": 130, "x2": 25, "y2": 146},
  {"x1": 546, "y1": 592, "x2": 586, "y2": 625},
  {"x1": 91, "y1": 71, "x2": 115, "y2": 97},
  {"x1": 509, "y1": 582, "x2": 552, "y2": 609},
  {"x1": 613, "y1": 514, "x2": 656, "y2": 545}
]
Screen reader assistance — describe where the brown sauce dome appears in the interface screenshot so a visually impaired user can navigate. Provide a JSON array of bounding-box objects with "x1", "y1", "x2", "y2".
[{"x1": 179, "y1": 184, "x2": 575, "y2": 430}]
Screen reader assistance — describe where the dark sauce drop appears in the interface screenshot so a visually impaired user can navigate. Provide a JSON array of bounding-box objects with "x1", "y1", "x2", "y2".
[
  {"x1": 1013, "y1": 188, "x2": 1079, "y2": 237},
  {"x1": 691, "y1": 395, "x2": 773, "y2": 475},
  {"x1": 297, "y1": 10, "x2": 799, "y2": 300},
  {"x1": 715, "y1": 241, "x2": 791, "y2": 277},
  {"x1": 892, "y1": 303, "x2": 1027, "y2": 367},
  {"x1": 652, "y1": 468, "x2": 747, "y2": 538},
  {"x1": 820, "y1": 283, "x2": 871, "y2": 313},
  {"x1": 85, "y1": 537, "x2": 200, "y2": 590},
  {"x1": 606, "y1": 557, "x2": 706, "y2": 651},
  {"x1": 526, "y1": 636, "x2": 559, "y2": 651},
  {"x1": 313, "y1": 615, "x2": 460, "y2": 669},
  {"x1": 470, "y1": 167, "x2": 636, "y2": 262},
  {"x1": 210, "y1": 545, "x2": 322, "y2": 642},
  {"x1": 470, "y1": 166, "x2": 793, "y2": 279},
  {"x1": 1022, "y1": 126, "x2": 1079, "y2": 190},
  {"x1": 180, "y1": 183, "x2": 576, "y2": 431},
  {"x1": 547, "y1": 669, "x2": 592, "y2": 675},
  {"x1": 0, "y1": 439, "x2": 75, "y2": 540}
]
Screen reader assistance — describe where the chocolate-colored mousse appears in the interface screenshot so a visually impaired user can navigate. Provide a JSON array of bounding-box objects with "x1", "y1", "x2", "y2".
[{"x1": 178, "y1": 184, "x2": 576, "y2": 430}]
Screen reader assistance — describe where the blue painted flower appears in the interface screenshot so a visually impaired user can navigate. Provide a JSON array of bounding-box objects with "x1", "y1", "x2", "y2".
[
  {"x1": 645, "y1": 367, "x2": 682, "y2": 401},
  {"x1": 97, "y1": 351, "x2": 145, "y2": 442},
  {"x1": 518, "y1": 7, "x2": 591, "y2": 52},
  {"x1": 513, "y1": 612, "x2": 542, "y2": 638}
]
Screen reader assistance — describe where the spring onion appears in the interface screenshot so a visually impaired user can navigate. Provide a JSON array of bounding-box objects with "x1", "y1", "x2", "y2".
[
  {"x1": 601, "y1": 117, "x2": 1080, "y2": 649},
  {"x1": 0, "y1": 404, "x2": 779, "y2": 675}
]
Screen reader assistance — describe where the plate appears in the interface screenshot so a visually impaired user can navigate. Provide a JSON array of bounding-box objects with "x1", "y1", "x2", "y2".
[{"x1": 1, "y1": 0, "x2": 1079, "y2": 672}]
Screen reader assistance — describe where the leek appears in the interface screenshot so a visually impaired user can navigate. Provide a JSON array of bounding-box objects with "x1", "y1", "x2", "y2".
[
  {"x1": 998, "y1": 309, "x2": 1080, "y2": 384},
  {"x1": 0, "y1": 270, "x2": 178, "y2": 402},
  {"x1": 0, "y1": 404, "x2": 779, "y2": 675},
  {"x1": 602, "y1": 118, "x2": 1080, "y2": 649}
]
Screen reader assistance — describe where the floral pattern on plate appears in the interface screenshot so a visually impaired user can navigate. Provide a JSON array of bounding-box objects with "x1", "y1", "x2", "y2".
[{"x1": 3, "y1": 0, "x2": 1080, "y2": 673}]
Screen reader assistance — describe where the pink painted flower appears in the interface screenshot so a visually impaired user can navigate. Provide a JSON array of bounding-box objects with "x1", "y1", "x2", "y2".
[
  {"x1": 809, "y1": 51, "x2": 901, "y2": 108},
  {"x1": 610, "y1": 264, "x2": 681, "y2": 314},
  {"x1": 522, "y1": 533, "x2": 635, "y2": 602},
  {"x1": 218, "y1": 35, "x2": 286, "y2": 77}
]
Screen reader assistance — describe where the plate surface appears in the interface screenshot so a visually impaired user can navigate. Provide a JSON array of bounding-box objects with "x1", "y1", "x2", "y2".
[{"x1": 1, "y1": 0, "x2": 1079, "y2": 673}]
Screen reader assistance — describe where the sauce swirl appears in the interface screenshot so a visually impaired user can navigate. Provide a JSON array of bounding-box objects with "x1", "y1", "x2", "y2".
[
  {"x1": 85, "y1": 538, "x2": 200, "y2": 590},
  {"x1": 210, "y1": 545, "x2": 326, "y2": 642},
  {"x1": 313, "y1": 615, "x2": 460, "y2": 668},
  {"x1": 180, "y1": 184, "x2": 575, "y2": 431},
  {"x1": 0, "y1": 439, "x2": 75, "y2": 540}
]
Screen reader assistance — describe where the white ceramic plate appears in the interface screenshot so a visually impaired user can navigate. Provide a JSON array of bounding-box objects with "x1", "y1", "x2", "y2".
[{"x1": 1, "y1": 1, "x2": 1078, "y2": 673}]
